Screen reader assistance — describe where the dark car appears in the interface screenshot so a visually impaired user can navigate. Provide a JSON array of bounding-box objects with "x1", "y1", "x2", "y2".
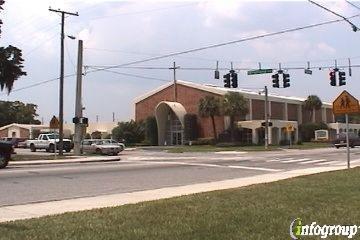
[
  {"x1": 1, "y1": 137, "x2": 27, "y2": 148},
  {"x1": 0, "y1": 141, "x2": 13, "y2": 169},
  {"x1": 332, "y1": 133, "x2": 360, "y2": 148}
]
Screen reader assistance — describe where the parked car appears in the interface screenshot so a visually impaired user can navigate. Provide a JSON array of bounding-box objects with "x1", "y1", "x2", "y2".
[
  {"x1": 26, "y1": 133, "x2": 73, "y2": 152},
  {"x1": 81, "y1": 139, "x2": 124, "y2": 155},
  {"x1": 0, "y1": 141, "x2": 14, "y2": 169},
  {"x1": 332, "y1": 133, "x2": 360, "y2": 148},
  {"x1": 1, "y1": 137, "x2": 27, "y2": 148}
]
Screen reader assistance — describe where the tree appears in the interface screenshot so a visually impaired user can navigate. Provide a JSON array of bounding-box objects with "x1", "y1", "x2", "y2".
[
  {"x1": 222, "y1": 92, "x2": 249, "y2": 141},
  {"x1": 304, "y1": 95, "x2": 322, "y2": 122},
  {"x1": 145, "y1": 116, "x2": 158, "y2": 145},
  {"x1": 112, "y1": 120, "x2": 145, "y2": 145},
  {"x1": 184, "y1": 113, "x2": 198, "y2": 141},
  {"x1": 0, "y1": 1, "x2": 26, "y2": 94},
  {"x1": 0, "y1": 100, "x2": 41, "y2": 127},
  {"x1": 198, "y1": 95, "x2": 221, "y2": 141}
]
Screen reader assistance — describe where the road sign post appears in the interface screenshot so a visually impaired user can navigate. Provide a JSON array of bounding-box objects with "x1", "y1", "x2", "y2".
[
  {"x1": 49, "y1": 116, "x2": 60, "y2": 159},
  {"x1": 332, "y1": 91, "x2": 360, "y2": 169},
  {"x1": 346, "y1": 114, "x2": 350, "y2": 169}
]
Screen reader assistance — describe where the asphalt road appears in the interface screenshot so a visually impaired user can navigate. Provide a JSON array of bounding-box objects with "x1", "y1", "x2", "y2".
[{"x1": 1, "y1": 147, "x2": 359, "y2": 207}]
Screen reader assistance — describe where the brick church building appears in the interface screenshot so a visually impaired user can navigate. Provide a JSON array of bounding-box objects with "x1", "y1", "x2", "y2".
[{"x1": 135, "y1": 80, "x2": 357, "y2": 145}]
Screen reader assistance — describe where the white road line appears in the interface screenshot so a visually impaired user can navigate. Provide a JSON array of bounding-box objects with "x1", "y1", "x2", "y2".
[
  {"x1": 298, "y1": 159, "x2": 327, "y2": 164},
  {"x1": 266, "y1": 158, "x2": 294, "y2": 162},
  {"x1": 316, "y1": 161, "x2": 343, "y2": 166},
  {"x1": 131, "y1": 160, "x2": 282, "y2": 172},
  {"x1": 214, "y1": 151, "x2": 247, "y2": 154}
]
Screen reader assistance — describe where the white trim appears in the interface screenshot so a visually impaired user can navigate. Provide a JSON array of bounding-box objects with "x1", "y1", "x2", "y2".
[{"x1": 134, "y1": 80, "x2": 332, "y2": 107}]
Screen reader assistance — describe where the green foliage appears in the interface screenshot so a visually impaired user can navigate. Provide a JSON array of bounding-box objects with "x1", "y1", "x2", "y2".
[
  {"x1": 191, "y1": 138, "x2": 215, "y2": 145},
  {"x1": 145, "y1": 116, "x2": 158, "y2": 145},
  {"x1": 112, "y1": 120, "x2": 145, "y2": 144},
  {"x1": 0, "y1": 2, "x2": 26, "y2": 94},
  {"x1": 184, "y1": 113, "x2": 198, "y2": 141},
  {"x1": 299, "y1": 122, "x2": 328, "y2": 142},
  {"x1": 0, "y1": 100, "x2": 41, "y2": 127},
  {"x1": 222, "y1": 92, "x2": 249, "y2": 141},
  {"x1": 91, "y1": 131, "x2": 102, "y2": 139},
  {"x1": 222, "y1": 92, "x2": 249, "y2": 118},
  {"x1": 198, "y1": 95, "x2": 221, "y2": 141},
  {"x1": 304, "y1": 95, "x2": 322, "y2": 122},
  {"x1": 198, "y1": 96, "x2": 221, "y2": 118},
  {"x1": 84, "y1": 133, "x2": 91, "y2": 139}
]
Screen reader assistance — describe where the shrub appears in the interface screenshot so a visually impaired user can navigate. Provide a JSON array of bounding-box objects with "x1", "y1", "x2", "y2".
[
  {"x1": 184, "y1": 113, "x2": 198, "y2": 141},
  {"x1": 112, "y1": 120, "x2": 145, "y2": 144},
  {"x1": 191, "y1": 138, "x2": 215, "y2": 145},
  {"x1": 145, "y1": 116, "x2": 158, "y2": 145},
  {"x1": 299, "y1": 122, "x2": 328, "y2": 142}
]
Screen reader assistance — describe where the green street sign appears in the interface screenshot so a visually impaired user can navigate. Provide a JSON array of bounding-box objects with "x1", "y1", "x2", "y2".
[{"x1": 247, "y1": 69, "x2": 273, "y2": 75}]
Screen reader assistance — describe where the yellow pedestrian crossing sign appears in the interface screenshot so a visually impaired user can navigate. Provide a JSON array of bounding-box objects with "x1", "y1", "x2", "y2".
[{"x1": 333, "y1": 90, "x2": 360, "y2": 115}]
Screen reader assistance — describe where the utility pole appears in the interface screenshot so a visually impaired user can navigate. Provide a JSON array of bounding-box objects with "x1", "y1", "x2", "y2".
[
  {"x1": 49, "y1": 8, "x2": 78, "y2": 156},
  {"x1": 112, "y1": 112, "x2": 115, "y2": 122},
  {"x1": 74, "y1": 40, "x2": 83, "y2": 156},
  {"x1": 169, "y1": 62, "x2": 180, "y2": 102},
  {"x1": 264, "y1": 86, "x2": 269, "y2": 150}
]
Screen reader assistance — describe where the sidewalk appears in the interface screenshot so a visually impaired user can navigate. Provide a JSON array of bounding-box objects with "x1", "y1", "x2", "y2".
[
  {"x1": 9, "y1": 156, "x2": 120, "y2": 166},
  {"x1": 0, "y1": 164, "x2": 347, "y2": 223}
]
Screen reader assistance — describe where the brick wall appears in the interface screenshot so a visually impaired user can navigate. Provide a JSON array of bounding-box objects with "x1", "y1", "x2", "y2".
[
  {"x1": 315, "y1": 109, "x2": 322, "y2": 123},
  {"x1": 252, "y1": 99, "x2": 265, "y2": 120},
  {"x1": 270, "y1": 102, "x2": 284, "y2": 120},
  {"x1": 288, "y1": 104, "x2": 298, "y2": 121},
  {"x1": 20, "y1": 128, "x2": 30, "y2": 138},
  {"x1": 326, "y1": 109, "x2": 334, "y2": 123},
  {"x1": 0, "y1": 129, "x2": 7, "y2": 138},
  {"x1": 135, "y1": 84, "x2": 225, "y2": 138}
]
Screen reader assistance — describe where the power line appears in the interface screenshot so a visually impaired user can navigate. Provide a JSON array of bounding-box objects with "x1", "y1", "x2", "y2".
[
  {"x1": 85, "y1": 14, "x2": 360, "y2": 76},
  {"x1": 88, "y1": 67, "x2": 171, "y2": 83},
  {"x1": 346, "y1": 0, "x2": 360, "y2": 11},
  {"x1": 308, "y1": 0, "x2": 359, "y2": 31},
  {"x1": 0, "y1": 73, "x2": 76, "y2": 96}
]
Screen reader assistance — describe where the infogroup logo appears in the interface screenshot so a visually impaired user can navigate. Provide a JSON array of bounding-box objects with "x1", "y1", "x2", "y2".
[{"x1": 289, "y1": 218, "x2": 359, "y2": 239}]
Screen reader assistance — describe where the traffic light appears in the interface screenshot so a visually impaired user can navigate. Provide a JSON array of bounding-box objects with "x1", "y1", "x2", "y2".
[
  {"x1": 283, "y1": 73, "x2": 290, "y2": 88},
  {"x1": 339, "y1": 71, "x2": 346, "y2": 86},
  {"x1": 214, "y1": 70, "x2": 219, "y2": 79},
  {"x1": 329, "y1": 70, "x2": 336, "y2": 86},
  {"x1": 72, "y1": 117, "x2": 79, "y2": 124},
  {"x1": 223, "y1": 73, "x2": 230, "y2": 88},
  {"x1": 272, "y1": 74, "x2": 279, "y2": 88},
  {"x1": 230, "y1": 70, "x2": 238, "y2": 88}
]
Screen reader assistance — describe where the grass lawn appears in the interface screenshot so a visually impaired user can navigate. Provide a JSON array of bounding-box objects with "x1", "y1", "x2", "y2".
[
  {"x1": 1, "y1": 168, "x2": 359, "y2": 240},
  {"x1": 10, "y1": 155, "x2": 74, "y2": 161},
  {"x1": 167, "y1": 142, "x2": 331, "y2": 153}
]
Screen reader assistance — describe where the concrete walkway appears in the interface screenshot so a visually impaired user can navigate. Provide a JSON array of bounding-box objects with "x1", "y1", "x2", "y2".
[
  {"x1": 0, "y1": 164, "x2": 347, "y2": 223},
  {"x1": 9, "y1": 156, "x2": 120, "y2": 166}
]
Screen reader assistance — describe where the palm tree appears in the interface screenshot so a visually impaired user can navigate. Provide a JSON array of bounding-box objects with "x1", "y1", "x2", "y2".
[
  {"x1": 304, "y1": 95, "x2": 322, "y2": 122},
  {"x1": 198, "y1": 95, "x2": 221, "y2": 141},
  {"x1": 223, "y1": 92, "x2": 249, "y2": 141}
]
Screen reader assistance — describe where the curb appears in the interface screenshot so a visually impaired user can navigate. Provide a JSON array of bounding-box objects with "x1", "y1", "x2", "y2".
[{"x1": 9, "y1": 157, "x2": 121, "y2": 166}]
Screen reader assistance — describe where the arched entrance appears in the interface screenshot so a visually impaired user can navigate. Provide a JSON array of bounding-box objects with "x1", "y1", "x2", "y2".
[{"x1": 155, "y1": 101, "x2": 187, "y2": 146}]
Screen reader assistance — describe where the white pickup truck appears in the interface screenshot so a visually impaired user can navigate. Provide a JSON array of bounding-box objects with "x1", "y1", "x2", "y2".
[{"x1": 26, "y1": 133, "x2": 73, "y2": 153}]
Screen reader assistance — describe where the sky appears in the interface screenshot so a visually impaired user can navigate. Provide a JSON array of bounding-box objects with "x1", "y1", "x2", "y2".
[{"x1": 1, "y1": 0, "x2": 360, "y2": 124}]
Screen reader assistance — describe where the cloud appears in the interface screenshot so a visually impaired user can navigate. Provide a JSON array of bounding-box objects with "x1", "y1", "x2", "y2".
[
  {"x1": 198, "y1": 0, "x2": 246, "y2": 28},
  {"x1": 316, "y1": 42, "x2": 336, "y2": 55}
]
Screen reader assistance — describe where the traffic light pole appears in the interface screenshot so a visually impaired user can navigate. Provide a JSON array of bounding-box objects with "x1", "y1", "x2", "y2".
[
  {"x1": 264, "y1": 86, "x2": 269, "y2": 150},
  {"x1": 74, "y1": 40, "x2": 83, "y2": 156}
]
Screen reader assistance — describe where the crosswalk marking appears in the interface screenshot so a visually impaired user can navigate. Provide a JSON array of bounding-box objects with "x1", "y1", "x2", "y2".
[
  {"x1": 299, "y1": 159, "x2": 327, "y2": 164},
  {"x1": 283, "y1": 158, "x2": 310, "y2": 163},
  {"x1": 226, "y1": 165, "x2": 281, "y2": 172}
]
